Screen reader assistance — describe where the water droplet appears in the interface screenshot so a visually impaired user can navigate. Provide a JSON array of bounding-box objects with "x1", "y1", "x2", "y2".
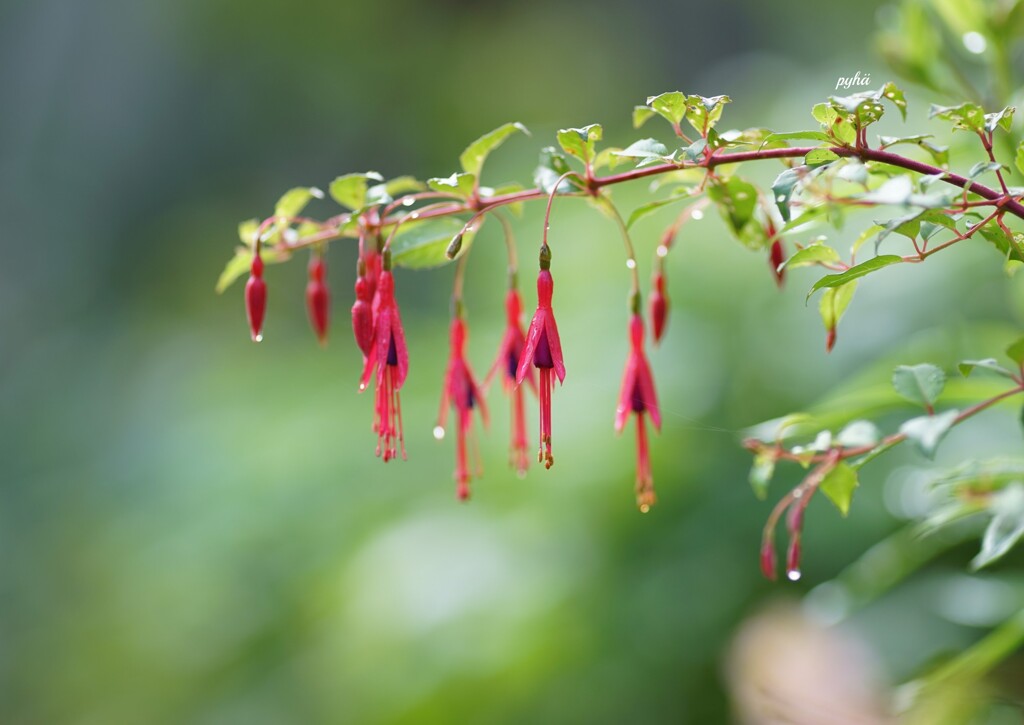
[
  {"x1": 656, "y1": 245, "x2": 668, "y2": 258},
  {"x1": 787, "y1": 569, "x2": 802, "y2": 582},
  {"x1": 433, "y1": 425, "x2": 445, "y2": 440},
  {"x1": 409, "y1": 212, "x2": 419, "y2": 220},
  {"x1": 358, "y1": 382, "x2": 367, "y2": 392},
  {"x1": 626, "y1": 258, "x2": 637, "y2": 269},
  {"x1": 254, "y1": 333, "x2": 263, "y2": 343},
  {"x1": 639, "y1": 504, "x2": 651, "y2": 514},
  {"x1": 963, "y1": 31, "x2": 986, "y2": 54},
  {"x1": 402, "y1": 197, "x2": 415, "y2": 206},
  {"x1": 691, "y1": 209, "x2": 704, "y2": 220},
  {"x1": 776, "y1": 194, "x2": 786, "y2": 203}
]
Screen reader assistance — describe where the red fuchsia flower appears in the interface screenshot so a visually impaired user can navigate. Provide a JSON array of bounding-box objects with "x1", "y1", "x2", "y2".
[
  {"x1": 615, "y1": 313, "x2": 661, "y2": 512},
  {"x1": 436, "y1": 315, "x2": 489, "y2": 500},
  {"x1": 516, "y1": 261, "x2": 566, "y2": 469},
  {"x1": 245, "y1": 252, "x2": 267, "y2": 342},
  {"x1": 648, "y1": 270, "x2": 668, "y2": 344},
  {"x1": 485, "y1": 288, "x2": 535, "y2": 477},
  {"x1": 767, "y1": 220, "x2": 785, "y2": 288},
  {"x1": 351, "y1": 260, "x2": 374, "y2": 358},
  {"x1": 359, "y1": 253, "x2": 409, "y2": 461},
  {"x1": 306, "y1": 255, "x2": 330, "y2": 344}
]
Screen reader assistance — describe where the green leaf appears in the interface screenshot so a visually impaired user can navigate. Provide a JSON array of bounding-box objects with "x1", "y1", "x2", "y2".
[
  {"x1": 275, "y1": 186, "x2": 323, "y2": 219},
  {"x1": 626, "y1": 190, "x2": 699, "y2": 229},
  {"x1": 557, "y1": 124, "x2": 603, "y2": 164},
  {"x1": 772, "y1": 168, "x2": 802, "y2": 222},
  {"x1": 879, "y1": 81, "x2": 908, "y2": 121},
  {"x1": 684, "y1": 94, "x2": 731, "y2": 135},
  {"x1": 968, "y1": 161, "x2": 1006, "y2": 180},
  {"x1": 707, "y1": 176, "x2": 758, "y2": 245},
  {"x1": 783, "y1": 243, "x2": 840, "y2": 270},
  {"x1": 534, "y1": 146, "x2": 584, "y2": 194},
  {"x1": 807, "y1": 255, "x2": 902, "y2": 298},
  {"x1": 1006, "y1": 338, "x2": 1024, "y2": 365},
  {"x1": 959, "y1": 359, "x2": 1016, "y2": 379},
  {"x1": 805, "y1": 148, "x2": 840, "y2": 166},
  {"x1": 819, "y1": 281, "x2": 857, "y2": 336},
  {"x1": 972, "y1": 484, "x2": 1024, "y2": 570},
  {"x1": 892, "y1": 363, "x2": 946, "y2": 408},
  {"x1": 216, "y1": 249, "x2": 252, "y2": 294},
  {"x1": 929, "y1": 102, "x2": 986, "y2": 133},
  {"x1": 900, "y1": 410, "x2": 959, "y2": 458},
  {"x1": 613, "y1": 138, "x2": 673, "y2": 166},
  {"x1": 330, "y1": 172, "x2": 385, "y2": 210},
  {"x1": 459, "y1": 122, "x2": 528, "y2": 177},
  {"x1": 646, "y1": 91, "x2": 686, "y2": 125},
  {"x1": 366, "y1": 176, "x2": 426, "y2": 206},
  {"x1": 391, "y1": 217, "x2": 472, "y2": 269},
  {"x1": 680, "y1": 138, "x2": 707, "y2": 162},
  {"x1": 760, "y1": 130, "x2": 831, "y2": 148},
  {"x1": 749, "y1": 451, "x2": 776, "y2": 500},
  {"x1": 820, "y1": 463, "x2": 859, "y2": 516},
  {"x1": 238, "y1": 218, "x2": 259, "y2": 248},
  {"x1": 1015, "y1": 141, "x2": 1024, "y2": 178},
  {"x1": 633, "y1": 105, "x2": 656, "y2": 129},
  {"x1": 837, "y1": 420, "x2": 880, "y2": 448},
  {"x1": 426, "y1": 172, "x2": 477, "y2": 198},
  {"x1": 984, "y1": 106, "x2": 1016, "y2": 134},
  {"x1": 878, "y1": 134, "x2": 949, "y2": 167}
]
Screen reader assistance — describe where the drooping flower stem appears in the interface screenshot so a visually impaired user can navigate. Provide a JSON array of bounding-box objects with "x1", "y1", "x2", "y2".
[{"x1": 595, "y1": 194, "x2": 640, "y2": 298}]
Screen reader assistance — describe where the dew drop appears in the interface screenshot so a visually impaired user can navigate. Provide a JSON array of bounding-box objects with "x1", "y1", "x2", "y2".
[
  {"x1": 691, "y1": 209, "x2": 704, "y2": 220},
  {"x1": 433, "y1": 425, "x2": 445, "y2": 440},
  {"x1": 639, "y1": 504, "x2": 651, "y2": 514},
  {"x1": 254, "y1": 333, "x2": 263, "y2": 343},
  {"x1": 963, "y1": 31, "x2": 986, "y2": 54},
  {"x1": 626, "y1": 258, "x2": 637, "y2": 269},
  {"x1": 409, "y1": 212, "x2": 420, "y2": 220},
  {"x1": 787, "y1": 569, "x2": 802, "y2": 582},
  {"x1": 402, "y1": 197, "x2": 415, "y2": 206},
  {"x1": 358, "y1": 382, "x2": 367, "y2": 392},
  {"x1": 656, "y1": 245, "x2": 668, "y2": 258}
]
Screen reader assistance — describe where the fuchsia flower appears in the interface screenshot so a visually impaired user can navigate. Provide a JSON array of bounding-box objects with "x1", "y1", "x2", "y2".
[
  {"x1": 516, "y1": 263, "x2": 565, "y2": 469},
  {"x1": 648, "y1": 271, "x2": 668, "y2": 344},
  {"x1": 486, "y1": 288, "x2": 535, "y2": 476},
  {"x1": 767, "y1": 220, "x2": 785, "y2": 288},
  {"x1": 615, "y1": 313, "x2": 661, "y2": 511},
  {"x1": 351, "y1": 263, "x2": 374, "y2": 358},
  {"x1": 359, "y1": 253, "x2": 409, "y2": 461},
  {"x1": 245, "y1": 253, "x2": 267, "y2": 342},
  {"x1": 437, "y1": 316, "x2": 489, "y2": 500},
  {"x1": 306, "y1": 255, "x2": 329, "y2": 344}
]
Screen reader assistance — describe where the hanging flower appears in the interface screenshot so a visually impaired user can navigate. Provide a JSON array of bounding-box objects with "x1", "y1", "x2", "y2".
[
  {"x1": 359, "y1": 253, "x2": 409, "y2": 461},
  {"x1": 306, "y1": 254, "x2": 330, "y2": 344},
  {"x1": 486, "y1": 288, "x2": 535, "y2": 476},
  {"x1": 245, "y1": 252, "x2": 267, "y2": 342},
  {"x1": 516, "y1": 261, "x2": 565, "y2": 469},
  {"x1": 648, "y1": 269, "x2": 668, "y2": 344},
  {"x1": 351, "y1": 260, "x2": 374, "y2": 358},
  {"x1": 615, "y1": 313, "x2": 661, "y2": 511},
  {"x1": 767, "y1": 220, "x2": 785, "y2": 288},
  {"x1": 436, "y1": 315, "x2": 489, "y2": 500}
]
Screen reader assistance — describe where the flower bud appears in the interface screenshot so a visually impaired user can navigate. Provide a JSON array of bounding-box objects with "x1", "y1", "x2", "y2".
[
  {"x1": 769, "y1": 238, "x2": 786, "y2": 288},
  {"x1": 351, "y1": 273, "x2": 374, "y2": 357},
  {"x1": 446, "y1": 233, "x2": 464, "y2": 259},
  {"x1": 785, "y1": 536, "x2": 802, "y2": 581},
  {"x1": 245, "y1": 254, "x2": 266, "y2": 342},
  {"x1": 649, "y1": 271, "x2": 668, "y2": 343},
  {"x1": 306, "y1": 257, "x2": 330, "y2": 344},
  {"x1": 760, "y1": 538, "x2": 777, "y2": 581}
]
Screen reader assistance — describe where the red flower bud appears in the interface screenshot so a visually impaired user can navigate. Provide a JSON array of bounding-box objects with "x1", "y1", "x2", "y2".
[
  {"x1": 245, "y1": 254, "x2": 266, "y2": 342},
  {"x1": 825, "y1": 326, "x2": 837, "y2": 353},
  {"x1": 760, "y1": 538, "x2": 777, "y2": 581},
  {"x1": 769, "y1": 236, "x2": 785, "y2": 288},
  {"x1": 649, "y1": 271, "x2": 668, "y2": 344},
  {"x1": 306, "y1": 257, "x2": 330, "y2": 344},
  {"x1": 351, "y1": 273, "x2": 374, "y2": 358},
  {"x1": 785, "y1": 536, "x2": 802, "y2": 582}
]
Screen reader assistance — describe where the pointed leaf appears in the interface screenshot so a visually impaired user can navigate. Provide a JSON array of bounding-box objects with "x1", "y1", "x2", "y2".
[
  {"x1": 820, "y1": 462, "x2": 859, "y2": 516},
  {"x1": 459, "y1": 122, "x2": 529, "y2": 177},
  {"x1": 892, "y1": 363, "x2": 946, "y2": 408}
]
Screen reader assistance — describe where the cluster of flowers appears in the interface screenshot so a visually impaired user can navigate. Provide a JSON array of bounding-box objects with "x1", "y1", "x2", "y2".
[{"x1": 243, "y1": 234, "x2": 672, "y2": 510}]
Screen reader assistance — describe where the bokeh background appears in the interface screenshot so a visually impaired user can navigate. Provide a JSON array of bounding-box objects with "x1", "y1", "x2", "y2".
[{"x1": 3, "y1": 0, "x2": 1024, "y2": 722}]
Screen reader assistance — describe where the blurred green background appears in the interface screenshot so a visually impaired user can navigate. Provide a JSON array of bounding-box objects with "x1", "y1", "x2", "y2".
[{"x1": 3, "y1": 0, "x2": 1024, "y2": 722}]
